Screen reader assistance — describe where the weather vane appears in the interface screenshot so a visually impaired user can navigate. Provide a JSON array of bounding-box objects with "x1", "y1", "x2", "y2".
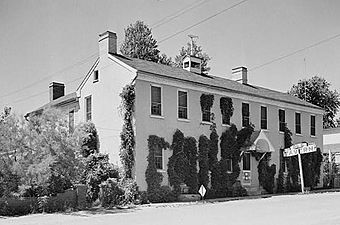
[{"x1": 188, "y1": 34, "x2": 198, "y2": 56}]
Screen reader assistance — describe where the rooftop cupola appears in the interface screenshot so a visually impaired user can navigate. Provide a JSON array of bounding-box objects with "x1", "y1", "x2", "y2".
[{"x1": 182, "y1": 35, "x2": 202, "y2": 74}]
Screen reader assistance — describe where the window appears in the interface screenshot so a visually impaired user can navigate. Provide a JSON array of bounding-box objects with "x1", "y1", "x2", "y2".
[
  {"x1": 154, "y1": 147, "x2": 163, "y2": 170},
  {"x1": 85, "y1": 96, "x2": 92, "y2": 121},
  {"x1": 311, "y1": 115, "x2": 316, "y2": 136},
  {"x1": 260, "y1": 106, "x2": 267, "y2": 130},
  {"x1": 279, "y1": 109, "x2": 285, "y2": 132},
  {"x1": 242, "y1": 103, "x2": 250, "y2": 127},
  {"x1": 151, "y1": 85, "x2": 162, "y2": 116},
  {"x1": 226, "y1": 159, "x2": 233, "y2": 173},
  {"x1": 295, "y1": 112, "x2": 301, "y2": 134},
  {"x1": 222, "y1": 112, "x2": 230, "y2": 125},
  {"x1": 243, "y1": 152, "x2": 251, "y2": 171},
  {"x1": 93, "y1": 70, "x2": 99, "y2": 82},
  {"x1": 69, "y1": 110, "x2": 74, "y2": 133},
  {"x1": 178, "y1": 90, "x2": 188, "y2": 119}
]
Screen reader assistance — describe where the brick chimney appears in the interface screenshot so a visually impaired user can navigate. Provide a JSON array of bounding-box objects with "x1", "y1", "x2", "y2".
[
  {"x1": 49, "y1": 82, "x2": 65, "y2": 101},
  {"x1": 99, "y1": 31, "x2": 117, "y2": 55},
  {"x1": 232, "y1": 67, "x2": 248, "y2": 84}
]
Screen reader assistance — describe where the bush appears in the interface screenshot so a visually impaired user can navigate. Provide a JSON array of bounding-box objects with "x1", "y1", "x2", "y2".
[
  {"x1": 0, "y1": 197, "x2": 38, "y2": 216},
  {"x1": 99, "y1": 179, "x2": 124, "y2": 207},
  {"x1": 147, "y1": 186, "x2": 176, "y2": 203}
]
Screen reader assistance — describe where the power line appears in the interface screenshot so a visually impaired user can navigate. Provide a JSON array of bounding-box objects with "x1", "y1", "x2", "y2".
[
  {"x1": 249, "y1": 33, "x2": 340, "y2": 72},
  {"x1": 158, "y1": 0, "x2": 250, "y2": 44},
  {"x1": 152, "y1": 0, "x2": 208, "y2": 29},
  {"x1": 11, "y1": 75, "x2": 85, "y2": 104},
  {"x1": 0, "y1": 53, "x2": 97, "y2": 99}
]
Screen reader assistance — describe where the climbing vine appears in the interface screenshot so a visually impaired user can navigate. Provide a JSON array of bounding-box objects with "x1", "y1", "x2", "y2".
[
  {"x1": 211, "y1": 124, "x2": 253, "y2": 197},
  {"x1": 256, "y1": 153, "x2": 276, "y2": 193},
  {"x1": 220, "y1": 97, "x2": 234, "y2": 125},
  {"x1": 145, "y1": 135, "x2": 169, "y2": 202},
  {"x1": 200, "y1": 94, "x2": 214, "y2": 112},
  {"x1": 198, "y1": 135, "x2": 210, "y2": 189},
  {"x1": 119, "y1": 84, "x2": 135, "y2": 179}
]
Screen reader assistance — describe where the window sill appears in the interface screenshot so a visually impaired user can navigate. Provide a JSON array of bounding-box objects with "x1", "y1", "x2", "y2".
[
  {"x1": 157, "y1": 169, "x2": 166, "y2": 173},
  {"x1": 222, "y1": 124, "x2": 231, "y2": 127},
  {"x1": 295, "y1": 133, "x2": 302, "y2": 136},
  {"x1": 261, "y1": 129, "x2": 269, "y2": 132},
  {"x1": 279, "y1": 131, "x2": 284, "y2": 134},
  {"x1": 201, "y1": 121, "x2": 212, "y2": 125},
  {"x1": 93, "y1": 79, "x2": 99, "y2": 83},
  {"x1": 177, "y1": 118, "x2": 190, "y2": 123},
  {"x1": 310, "y1": 135, "x2": 317, "y2": 138},
  {"x1": 150, "y1": 115, "x2": 164, "y2": 119}
]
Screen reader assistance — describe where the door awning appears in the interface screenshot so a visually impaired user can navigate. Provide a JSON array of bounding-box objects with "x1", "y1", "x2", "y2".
[{"x1": 247, "y1": 130, "x2": 275, "y2": 153}]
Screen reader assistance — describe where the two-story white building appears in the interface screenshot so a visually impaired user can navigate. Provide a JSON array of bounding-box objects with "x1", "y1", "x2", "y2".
[{"x1": 32, "y1": 31, "x2": 324, "y2": 194}]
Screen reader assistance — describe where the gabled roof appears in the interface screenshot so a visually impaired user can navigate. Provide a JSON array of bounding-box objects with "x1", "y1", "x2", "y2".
[
  {"x1": 111, "y1": 53, "x2": 322, "y2": 111},
  {"x1": 26, "y1": 92, "x2": 78, "y2": 117}
]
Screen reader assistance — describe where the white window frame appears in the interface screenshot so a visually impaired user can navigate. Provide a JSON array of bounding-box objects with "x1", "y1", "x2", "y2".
[
  {"x1": 260, "y1": 105, "x2": 268, "y2": 130},
  {"x1": 242, "y1": 102, "x2": 250, "y2": 128},
  {"x1": 150, "y1": 84, "x2": 164, "y2": 118},
  {"x1": 278, "y1": 108, "x2": 285, "y2": 133},
  {"x1": 295, "y1": 111, "x2": 302, "y2": 135},
  {"x1": 177, "y1": 89, "x2": 189, "y2": 121},
  {"x1": 93, "y1": 70, "x2": 99, "y2": 83},
  {"x1": 310, "y1": 114, "x2": 316, "y2": 137},
  {"x1": 243, "y1": 152, "x2": 251, "y2": 171},
  {"x1": 85, "y1": 95, "x2": 92, "y2": 121}
]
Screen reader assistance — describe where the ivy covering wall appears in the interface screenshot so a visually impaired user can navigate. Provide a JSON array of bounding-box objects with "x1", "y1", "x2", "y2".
[
  {"x1": 145, "y1": 135, "x2": 172, "y2": 203},
  {"x1": 119, "y1": 84, "x2": 135, "y2": 179},
  {"x1": 220, "y1": 97, "x2": 234, "y2": 125},
  {"x1": 166, "y1": 130, "x2": 199, "y2": 195}
]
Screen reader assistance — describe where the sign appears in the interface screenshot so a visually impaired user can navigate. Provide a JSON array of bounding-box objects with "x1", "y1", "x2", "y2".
[
  {"x1": 283, "y1": 142, "x2": 318, "y2": 194},
  {"x1": 198, "y1": 185, "x2": 206, "y2": 197},
  {"x1": 300, "y1": 144, "x2": 316, "y2": 155},
  {"x1": 283, "y1": 148, "x2": 299, "y2": 157}
]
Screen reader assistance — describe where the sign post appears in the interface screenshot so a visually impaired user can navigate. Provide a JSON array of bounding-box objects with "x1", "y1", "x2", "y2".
[{"x1": 283, "y1": 143, "x2": 317, "y2": 193}]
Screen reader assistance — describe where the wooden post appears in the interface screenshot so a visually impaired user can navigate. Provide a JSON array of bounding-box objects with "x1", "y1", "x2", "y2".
[{"x1": 297, "y1": 151, "x2": 305, "y2": 193}]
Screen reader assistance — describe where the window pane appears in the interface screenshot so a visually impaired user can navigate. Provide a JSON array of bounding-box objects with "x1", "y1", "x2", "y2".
[
  {"x1": 242, "y1": 103, "x2": 250, "y2": 127},
  {"x1": 178, "y1": 91, "x2": 188, "y2": 119},
  {"x1": 202, "y1": 110, "x2": 210, "y2": 122},
  {"x1": 311, "y1": 115, "x2": 316, "y2": 136},
  {"x1": 154, "y1": 147, "x2": 163, "y2": 170},
  {"x1": 151, "y1": 86, "x2": 162, "y2": 116},
  {"x1": 151, "y1": 86, "x2": 161, "y2": 103},
  {"x1": 243, "y1": 152, "x2": 250, "y2": 170},
  {"x1": 261, "y1": 106, "x2": 267, "y2": 129},
  {"x1": 226, "y1": 159, "x2": 232, "y2": 172},
  {"x1": 86, "y1": 96, "x2": 92, "y2": 121},
  {"x1": 279, "y1": 109, "x2": 285, "y2": 132},
  {"x1": 296, "y1": 113, "x2": 301, "y2": 134}
]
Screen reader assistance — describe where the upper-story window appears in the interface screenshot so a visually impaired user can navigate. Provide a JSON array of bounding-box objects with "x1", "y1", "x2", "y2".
[
  {"x1": 201, "y1": 94, "x2": 214, "y2": 122},
  {"x1": 311, "y1": 115, "x2": 316, "y2": 136},
  {"x1": 295, "y1": 112, "x2": 301, "y2": 134},
  {"x1": 260, "y1": 106, "x2": 267, "y2": 130},
  {"x1": 85, "y1": 96, "x2": 92, "y2": 121},
  {"x1": 279, "y1": 109, "x2": 285, "y2": 132},
  {"x1": 93, "y1": 70, "x2": 99, "y2": 82},
  {"x1": 178, "y1": 90, "x2": 188, "y2": 119},
  {"x1": 151, "y1": 85, "x2": 162, "y2": 116},
  {"x1": 69, "y1": 110, "x2": 75, "y2": 133},
  {"x1": 242, "y1": 103, "x2": 250, "y2": 127}
]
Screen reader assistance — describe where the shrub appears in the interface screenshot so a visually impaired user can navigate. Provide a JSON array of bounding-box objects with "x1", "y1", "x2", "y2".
[
  {"x1": 198, "y1": 135, "x2": 210, "y2": 189},
  {"x1": 99, "y1": 179, "x2": 125, "y2": 207}
]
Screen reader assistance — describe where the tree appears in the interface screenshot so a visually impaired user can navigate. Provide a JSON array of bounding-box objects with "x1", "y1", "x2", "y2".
[
  {"x1": 120, "y1": 20, "x2": 172, "y2": 65},
  {"x1": 12, "y1": 108, "x2": 85, "y2": 196},
  {"x1": 174, "y1": 41, "x2": 211, "y2": 73},
  {"x1": 289, "y1": 76, "x2": 340, "y2": 128},
  {"x1": 78, "y1": 121, "x2": 100, "y2": 158}
]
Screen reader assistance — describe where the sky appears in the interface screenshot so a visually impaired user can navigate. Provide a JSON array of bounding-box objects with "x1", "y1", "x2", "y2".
[{"x1": 0, "y1": 0, "x2": 340, "y2": 115}]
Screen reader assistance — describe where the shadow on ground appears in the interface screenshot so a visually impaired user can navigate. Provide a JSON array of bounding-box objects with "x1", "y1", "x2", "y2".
[{"x1": 62, "y1": 206, "x2": 139, "y2": 217}]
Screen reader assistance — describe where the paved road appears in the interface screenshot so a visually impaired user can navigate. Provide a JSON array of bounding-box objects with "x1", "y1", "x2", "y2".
[{"x1": 3, "y1": 192, "x2": 340, "y2": 225}]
